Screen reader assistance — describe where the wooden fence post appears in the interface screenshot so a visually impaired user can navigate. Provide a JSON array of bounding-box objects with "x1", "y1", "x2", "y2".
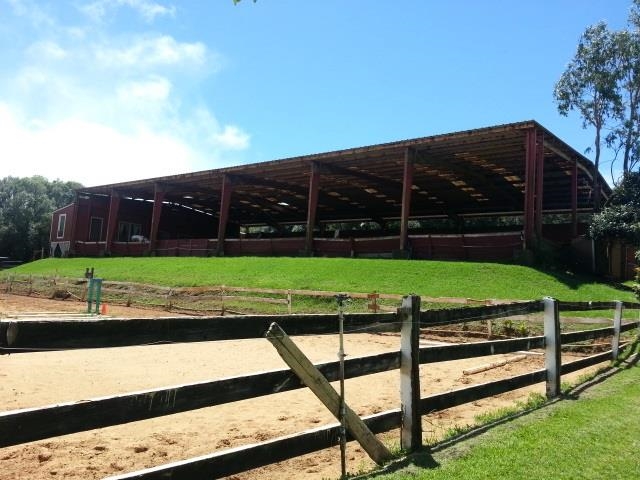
[
  {"x1": 165, "y1": 288, "x2": 173, "y2": 311},
  {"x1": 544, "y1": 297, "x2": 561, "y2": 399},
  {"x1": 287, "y1": 289, "x2": 292, "y2": 314},
  {"x1": 81, "y1": 279, "x2": 88, "y2": 302},
  {"x1": 127, "y1": 285, "x2": 133, "y2": 307},
  {"x1": 612, "y1": 301, "x2": 623, "y2": 360},
  {"x1": 400, "y1": 294, "x2": 421, "y2": 451}
]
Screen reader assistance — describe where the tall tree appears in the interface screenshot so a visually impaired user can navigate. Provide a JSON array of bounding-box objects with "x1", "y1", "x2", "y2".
[
  {"x1": 0, "y1": 176, "x2": 81, "y2": 262},
  {"x1": 610, "y1": 2, "x2": 640, "y2": 174},
  {"x1": 554, "y1": 22, "x2": 620, "y2": 208}
]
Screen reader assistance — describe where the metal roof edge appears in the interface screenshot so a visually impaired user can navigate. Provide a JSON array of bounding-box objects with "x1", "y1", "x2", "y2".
[{"x1": 76, "y1": 119, "x2": 611, "y2": 195}]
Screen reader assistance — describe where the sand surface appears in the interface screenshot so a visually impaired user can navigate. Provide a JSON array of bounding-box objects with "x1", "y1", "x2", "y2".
[{"x1": 0, "y1": 293, "x2": 603, "y2": 479}]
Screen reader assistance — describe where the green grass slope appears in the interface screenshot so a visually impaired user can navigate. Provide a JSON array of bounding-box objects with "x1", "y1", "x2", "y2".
[{"x1": 6, "y1": 257, "x2": 635, "y2": 302}]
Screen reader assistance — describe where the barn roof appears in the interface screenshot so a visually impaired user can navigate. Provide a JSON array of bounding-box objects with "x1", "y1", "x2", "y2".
[{"x1": 78, "y1": 120, "x2": 609, "y2": 226}]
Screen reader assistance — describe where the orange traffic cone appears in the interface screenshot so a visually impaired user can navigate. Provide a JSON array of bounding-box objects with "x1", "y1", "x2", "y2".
[{"x1": 101, "y1": 303, "x2": 108, "y2": 315}]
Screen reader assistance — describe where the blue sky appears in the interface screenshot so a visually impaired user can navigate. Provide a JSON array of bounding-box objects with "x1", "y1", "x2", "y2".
[{"x1": 0, "y1": 0, "x2": 632, "y2": 187}]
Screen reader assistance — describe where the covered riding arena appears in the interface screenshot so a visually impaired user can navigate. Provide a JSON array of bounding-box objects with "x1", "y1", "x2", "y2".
[{"x1": 50, "y1": 120, "x2": 610, "y2": 264}]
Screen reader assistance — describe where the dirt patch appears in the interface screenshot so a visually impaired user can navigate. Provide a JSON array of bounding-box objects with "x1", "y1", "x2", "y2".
[{"x1": 0, "y1": 293, "x2": 606, "y2": 480}]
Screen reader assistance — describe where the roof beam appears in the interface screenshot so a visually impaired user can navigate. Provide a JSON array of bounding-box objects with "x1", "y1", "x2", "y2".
[
  {"x1": 414, "y1": 150, "x2": 523, "y2": 207},
  {"x1": 314, "y1": 161, "x2": 403, "y2": 195}
]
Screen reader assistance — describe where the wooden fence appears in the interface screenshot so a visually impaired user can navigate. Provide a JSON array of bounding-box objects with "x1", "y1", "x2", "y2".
[
  {"x1": 0, "y1": 275, "x2": 508, "y2": 315},
  {"x1": 0, "y1": 297, "x2": 638, "y2": 479}
]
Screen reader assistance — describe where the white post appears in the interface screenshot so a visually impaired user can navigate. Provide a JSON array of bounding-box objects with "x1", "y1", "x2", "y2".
[
  {"x1": 612, "y1": 301, "x2": 623, "y2": 360},
  {"x1": 544, "y1": 297, "x2": 561, "y2": 399},
  {"x1": 400, "y1": 294, "x2": 422, "y2": 451}
]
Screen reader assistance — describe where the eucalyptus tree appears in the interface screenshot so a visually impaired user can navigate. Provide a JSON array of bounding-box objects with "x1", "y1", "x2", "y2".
[
  {"x1": 611, "y1": 3, "x2": 640, "y2": 174},
  {"x1": 554, "y1": 22, "x2": 620, "y2": 208}
]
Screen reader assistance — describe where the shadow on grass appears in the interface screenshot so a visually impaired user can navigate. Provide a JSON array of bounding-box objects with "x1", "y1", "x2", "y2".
[
  {"x1": 564, "y1": 338, "x2": 640, "y2": 401},
  {"x1": 534, "y1": 265, "x2": 617, "y2": 292},
  {"x1": 355, "y1": 448, "x2": 439, "y2": 479}
]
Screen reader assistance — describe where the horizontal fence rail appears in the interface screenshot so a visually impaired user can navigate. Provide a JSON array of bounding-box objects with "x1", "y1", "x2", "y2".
[
  {"x1": 104, "y1": 409, "x2": 403, "y2": 480},
  {"x1": 557, "y1": 301, "x2": 619, "y2": 311},
  {"x1": 420, "y1": 301, "x2": 544, "y2": 326},
  {"x1": 419, "y1": 336, "x2": 546, "y2": 364},
  {"x1": 420, "y1": 368, "x2": 547, "y2": 415},
  {"x1": 0, "y1": 313, "x2": 397, "y2": 353},
  {"x1": 0, "y1": 351, "x2": 401, "y2": 448}
]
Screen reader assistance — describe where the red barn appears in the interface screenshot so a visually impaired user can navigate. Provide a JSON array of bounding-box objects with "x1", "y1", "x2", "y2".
[{"x1": 50, "y1": 121, "x2": 619, "y2": 273}]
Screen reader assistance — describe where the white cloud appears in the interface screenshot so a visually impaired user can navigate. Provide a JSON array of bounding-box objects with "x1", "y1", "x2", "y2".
[
  {"x1": 26, "y1": 40, "x2": 67, "y2": 60},
  {"x1": 214, "y1": 125, "x2": 251, "y2": 150},
  {"x1": 0, "y1": 3, "x2": 250, "y2": 187},
  {"x1": 0, "y1": 103, "x2": 196, "y2": 186},
  {"x1": 94, "y1": 35, "x2": 206, "y2": 69},
  {"x1": 116, "y1": 76, "x2": 172, "y2": 103},
  {"x1": 6, "y1": 0, "x2": 55, "y2": 28},
  {"x1": 81, "y1": 0, "x2": 176, "y2": 23}
]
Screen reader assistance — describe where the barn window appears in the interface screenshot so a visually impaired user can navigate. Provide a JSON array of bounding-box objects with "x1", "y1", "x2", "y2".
[
  {"x1": 117, "y1": 221, "x2": 142, "y2": 242},
  {"x1": 89, "y1": 217, "x2": 103, "y2": 242},
  {"x1": 57, "y1": 214, "x2": 66, "y2": 239}
]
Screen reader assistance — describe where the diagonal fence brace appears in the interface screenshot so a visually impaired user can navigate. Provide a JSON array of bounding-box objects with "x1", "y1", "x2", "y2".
[{"x1": 265, "y1": 322, "x2": 392, "y2": 465}]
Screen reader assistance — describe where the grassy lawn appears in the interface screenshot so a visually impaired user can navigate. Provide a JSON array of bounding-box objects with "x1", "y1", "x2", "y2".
[
  {"x1": 368, "y1": 353, "x2": 640, "y2": 479},
  {"x1": 4, "y1": 257, "x2": 636, "y2": 302}
]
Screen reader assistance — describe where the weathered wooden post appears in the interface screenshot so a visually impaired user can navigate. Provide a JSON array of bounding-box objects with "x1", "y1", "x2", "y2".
[
  {"x1": 81, "y1": 279, "x2": 88, "y2": 302},
  {"x1": 165, "y1": 288, "x2": 173, "y2": 311},
  {"x1": 126, "y1": 284, "x2": 133, "y2": 307},
  {"x1": 400, "y1": 294, "x2": 422, "y2": 451},
  {"x1": 544, "y1": 297, "x2": 561, "y2": 399},
  {"x1": 612, "y1": 301, "x2": 623, "y2": 360}
]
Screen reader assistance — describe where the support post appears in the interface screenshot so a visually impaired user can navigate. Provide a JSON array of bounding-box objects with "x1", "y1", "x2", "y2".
[
  {"x1": 400, "y1": 294, "x2": 421, "y2": 451},
  {"x1": 265, "y1": 322, "x2": 392, "y2": 465},
  {"x1": 148, "y1": 184, "x2": 165, "y2": 254},
  {"x1": 543, "y1": 297, "x2": 561, "y2": 399},
  {"x1": 571, "y1": 160, "x2": 578, "y2": 238},
  {"x1": 612, "y1": 301, "x2": 623, "y2": 360},
  {"x1": 216, "y1": 175, "x2": 233, "y2": 256},
  {"x1": 104, "y1": 190, "x2": 120, "y2": 255},
  {"x1": 305, "y1": 162, "x2": 320, "y2": 256},
  {"x1": 535, "y1": 132, "x2": 544, "y2": 238},
  {"x1": 523, "y1": 128, "x2": 537, "y2": 249},
  {"x1": 399, "y1": 148, "x2": 415, "y2": 255}
]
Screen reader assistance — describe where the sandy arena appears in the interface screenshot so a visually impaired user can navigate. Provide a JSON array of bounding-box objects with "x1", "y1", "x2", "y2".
[{"x1": 0, "y1": 293, "x2": 604, "y2": 479}]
